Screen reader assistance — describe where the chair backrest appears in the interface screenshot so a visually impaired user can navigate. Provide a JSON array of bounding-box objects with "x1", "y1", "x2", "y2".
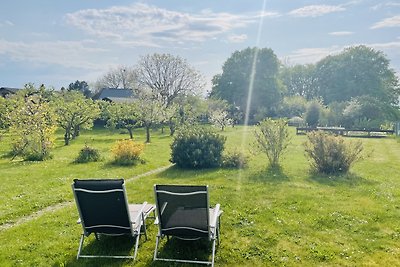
[
  {"x1": 72, "y1": 179, "x2": 132, "y2": 236},
  {"x1": 154, "y1": 184, "x2": 210, "y2": 239}
]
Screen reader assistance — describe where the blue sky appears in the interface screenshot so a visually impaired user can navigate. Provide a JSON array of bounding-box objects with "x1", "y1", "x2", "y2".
[{"x1": 1, "y1": 0, "x2": 399, "y2": 92}]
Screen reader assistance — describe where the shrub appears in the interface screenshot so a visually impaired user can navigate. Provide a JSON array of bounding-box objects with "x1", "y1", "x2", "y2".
[
  {"x1": 304, "y1": 131, "x2": 363, "y2": 174},
  {"x1": 171, "y1": 126, "x2": 226, "y2": 168},
  {"x1": 111, "y1": 139, "x2": 144, "y2": 166},
  {"x1": 222, "y1": 150, "x2": 248, "y2": 169},
  {"x1": 254, "y1": 118, "x2": 290, "y2": 168},
  {"x1": 305, "y1": 101, "x2": 321, "y2": 127},
  {"x1": 74, "y1": 145, "x2": 101, "y2": 163}
]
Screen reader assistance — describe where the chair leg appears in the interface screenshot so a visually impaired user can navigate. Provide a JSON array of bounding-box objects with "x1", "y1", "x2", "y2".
[
  {"x1": 77, "y1": 234, "x2": 85, "y2": 259},
  {"x1": 141, "y1": 213, "x2": 148, "y2": 240},
  {"x1": 211, "y1": 238, "x2": 217, "y2": 267},
  {"x1": 133, "y1": 232, "x2": 141, "y2": 260},
  {"x1": 153, "y1": 235, "x2": 161, "y2": 261},
  {"x1": 217, "y1": 217, "x2": 221, "y2": 246}
]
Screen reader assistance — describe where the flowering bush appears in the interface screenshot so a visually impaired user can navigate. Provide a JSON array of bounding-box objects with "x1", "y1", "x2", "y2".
[{"x1": 111, "y1": 139, "x2": 144, "y2": 166}]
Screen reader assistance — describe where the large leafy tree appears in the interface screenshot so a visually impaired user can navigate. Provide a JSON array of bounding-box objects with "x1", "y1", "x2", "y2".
[
  {"x1": 210, "y1": 47, "x2": 282, "y2": 122},
  {"x1": 342, "y1": 95, "x2": 399, "y2": 129},
  {"x1": 54, "y1": 91, "x2": 100, "y2": 145},
  {"x1": 8, "y1": 84, "x2": 57, "y2": 160},
  {"x1": 280, "y1": 64, "x2": 317, "y2": 100},
  {"x1": 314, "y1": 45, "x2": 400, "y2": 105}
]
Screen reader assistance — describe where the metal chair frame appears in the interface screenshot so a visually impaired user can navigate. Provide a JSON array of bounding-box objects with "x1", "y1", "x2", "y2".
[
  {"x1": 153, "y1": 184, "x2": 222, "y2": 266},
  {"x1": 72, "y1": 179, "x2": 154, "y2": 260}
]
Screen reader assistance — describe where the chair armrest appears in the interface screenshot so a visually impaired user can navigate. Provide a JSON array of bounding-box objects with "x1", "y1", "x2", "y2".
[
  {"x1": 210, "y1": 203, "x2": 221, "y2": 229},
  {"x1": 131, "y1": 201, "x2": 148, "y2": 228}
]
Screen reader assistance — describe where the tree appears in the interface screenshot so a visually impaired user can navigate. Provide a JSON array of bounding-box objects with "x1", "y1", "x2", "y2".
[
  {"x1": 136, "y1": 53, "x2": 205, "y2": 108},
  {"x1": 314, "y1": 45, "x2": 400, "y2": 105},
  {"x1": 0, "y1": 97, "x2": 11, "y2": 131},
  {"x1": 305, "y1": 100, "x2": 321, "y2": 128},
  {"x1": 277, "y1": 95, "x2": 308, "y2": 118},
  {"x1": 68, "y1": 80, "x2": 91, "y2": 98},
  {"x1": 207, "y1": 99, "x2": 232, "y2": 131},
  {"x1": 8, "y1": 84, "x2": 57, "y2": 160},
  {"x1": 54, "y1": 91, "x2": 100, "y2": 145},
  {"x1": 134, "y1": 90, "x2": 165, "y2": 143},
  {"x1": 166, "y1": 95, "x2": 208, "y2": 135},
  {"x1": 280, "y1": 64, "x2": 317, "y2": 99},
  {"x1": 105, "y1": 102, "x2": 139, "y2": 139},
  {"x1": 94, "y1": 65, "x2": 137, "y2": 91},
  {"x1": 210, "y1": 47, "x2": 282, "y2": 123},
  {"x1": 209, "y1": 109, "x2": 232, "y2": 131},
  {"x1": 341, "y1": 95, "x2": 399, "y2": 129}
]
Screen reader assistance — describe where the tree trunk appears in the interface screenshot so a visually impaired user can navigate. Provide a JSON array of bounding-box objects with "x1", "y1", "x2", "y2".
[
  {"x1": 128, "y1": 128, "x2": 133, "y2": 139},
  {"x1": 64, "y1": 129, "x2": 70, "y2": 145},
  {"x1": 146, "y1": 126, "x2": 151, "y2": 143},
  {"x1": 169, "y1": 119, "x2": 175, "y2": 136},
  {"x1": 75, "y1": 125, "x2": 80, "y2": 137}
]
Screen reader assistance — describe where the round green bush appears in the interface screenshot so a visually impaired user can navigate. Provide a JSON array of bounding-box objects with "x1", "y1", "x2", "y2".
[
  {"x1": 222, "y1": 150, "x2": 248, "y2": 169},
  {"x1": 74, "y1": 145, "x2": 101, "y2": 163},
  {"x1": 170, "y1": 126, "x2": 226, "y2": 169}
]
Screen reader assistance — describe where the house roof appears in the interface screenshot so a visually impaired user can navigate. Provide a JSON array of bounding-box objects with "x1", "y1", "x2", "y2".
[
  {"x1": 92, "y1": 88, "x2": 136, "y2": 103},
  {"x1": 0, "y1": 87, "x2": 22, "y2": 97}
]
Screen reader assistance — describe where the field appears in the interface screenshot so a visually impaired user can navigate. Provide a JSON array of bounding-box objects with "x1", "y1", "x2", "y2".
[{"x1": 0, "y1": 126, "x2": 399, "y2": 266}]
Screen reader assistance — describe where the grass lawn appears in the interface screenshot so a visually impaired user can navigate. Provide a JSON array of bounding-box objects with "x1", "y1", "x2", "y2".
[{"x1": 0, "y1": 126, "x2": 399, "y2": 266}]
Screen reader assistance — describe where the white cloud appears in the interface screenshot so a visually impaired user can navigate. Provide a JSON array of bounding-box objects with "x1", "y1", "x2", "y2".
[
  {"x1": 288, "y1": 5, "x2": 345, "y2": 18},
  {"x1": 0, "y1": 39, "x2": 107, "y2": 70},
  {"x1": 227, "y1": 34, "x2": 248, "y2": 43},
  {"x1": 371, "y1": 15, "x2": 400, "y2": 29},
  {"x1": 369, "y1": 40, "x2": 400, "y2": 53},
  {"x1": 371, "y1": 2, "x2": 400, "y2": 10},
  {"x1": 329, "y1": 31, "x2": 354, "y2": 36},
  {"x1": 286, "y1": 41, "x2": 400, "y2": 66},
  {"x1": 285, "y1": 46, "x2": 342, "y2": 65},
  {"x1": 65, "y1": 3, "x2": 278, "y2": 46}
]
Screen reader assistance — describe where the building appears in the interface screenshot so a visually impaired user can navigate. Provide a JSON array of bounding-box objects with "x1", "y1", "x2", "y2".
[
  {"x1": 92, "y1": 88, "x2": 136, "y2": 103},
  {"x1": 0, "y1": 87, "x2": 21, "y2": 98}
]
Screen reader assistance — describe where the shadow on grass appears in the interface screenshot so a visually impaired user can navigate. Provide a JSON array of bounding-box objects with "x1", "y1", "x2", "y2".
[
  {"x1": 250, "y1": 165, "x2": 290, "y2": 183},
  {"x1": 100, "y1": 160, "x2": 145, "y2": 169},
  {"x1": 307, "y1": 172, "x2": 375, "y2": 187},
  {"x1": 155, "y1": 165, "x2": 221, "y2": 180},
  {"x1": 152, "y1": 237, "x2": 214, "y2": 265},
  {"x1": 62, "y1": 235, "x2": 139, "y2": 267}
]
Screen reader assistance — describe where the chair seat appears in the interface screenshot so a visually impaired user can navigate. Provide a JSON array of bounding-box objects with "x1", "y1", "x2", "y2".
[{"x1": 129, "y1": 203, "x2": 155, "y2": 219}]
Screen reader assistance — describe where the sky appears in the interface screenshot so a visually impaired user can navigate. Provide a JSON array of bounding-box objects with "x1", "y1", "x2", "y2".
[{"x1": 1, "y1": 0, "x2": 399, "y2": 93}]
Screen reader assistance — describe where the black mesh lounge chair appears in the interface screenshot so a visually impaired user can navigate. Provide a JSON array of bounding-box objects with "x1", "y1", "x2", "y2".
[
  {"x1": 153, "y1": 184, "x2": 222, "y2": 266},
  {"x1": 72, "y1": 179, "x2": 155, "y2": 260}
]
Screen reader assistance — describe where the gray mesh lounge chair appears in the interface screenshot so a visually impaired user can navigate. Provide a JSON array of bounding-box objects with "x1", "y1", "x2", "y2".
[
  {"x1": 72, "y1": 179, "x2": 155, "y2": 260},
  {"x1": 153, "y1": 184, "x2": 222, "y2": 266}
]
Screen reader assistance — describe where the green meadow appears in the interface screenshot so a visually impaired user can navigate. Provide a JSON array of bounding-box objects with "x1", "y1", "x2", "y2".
[{"x1": 0, "y1": 126, "x2": 399, "y2": 266}]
